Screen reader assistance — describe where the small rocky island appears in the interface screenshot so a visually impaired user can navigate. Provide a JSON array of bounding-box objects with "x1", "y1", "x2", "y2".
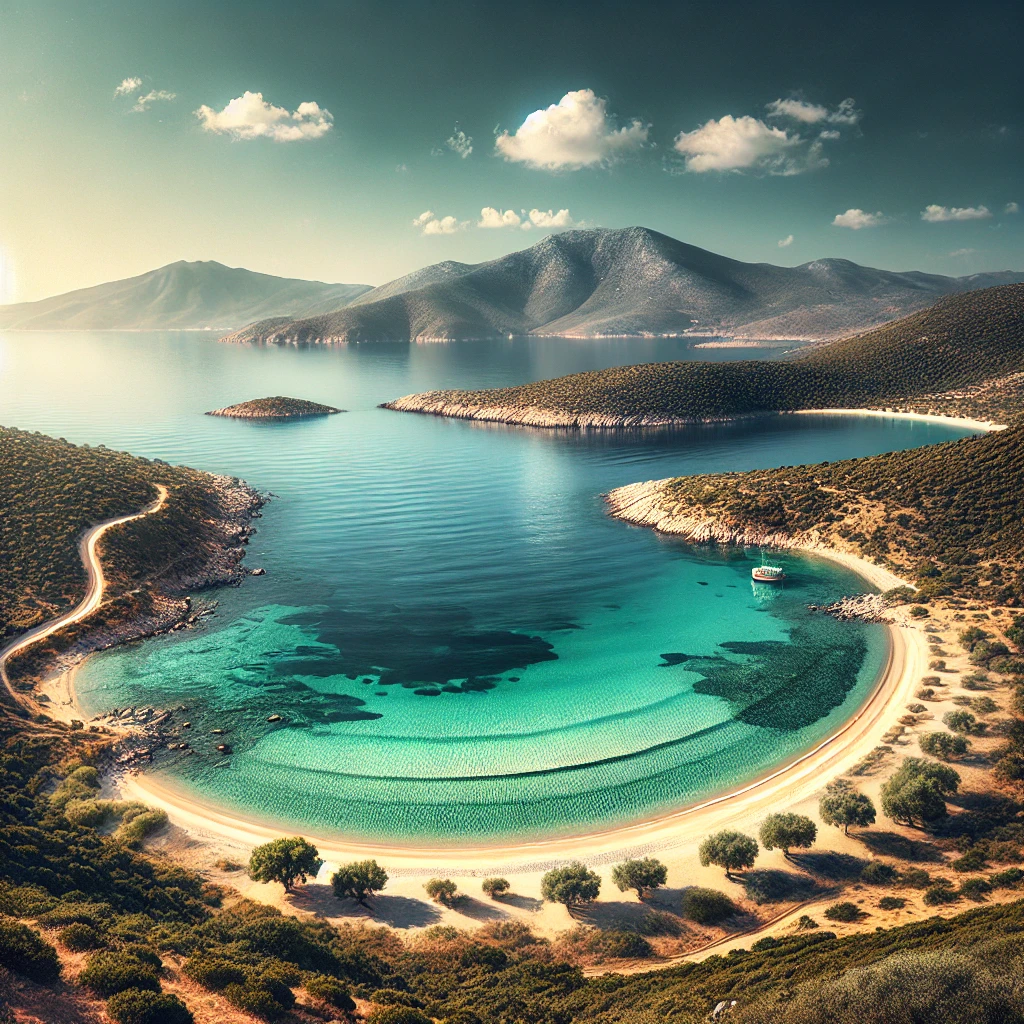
[{"x1": 206, "y1": 396, "x2": 343, "y2": 419}]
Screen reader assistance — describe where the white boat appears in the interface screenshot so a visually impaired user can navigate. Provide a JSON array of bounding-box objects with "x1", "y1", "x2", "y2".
[{"x1": 752, "y1": 556, "x2": 786, "y2": 583}]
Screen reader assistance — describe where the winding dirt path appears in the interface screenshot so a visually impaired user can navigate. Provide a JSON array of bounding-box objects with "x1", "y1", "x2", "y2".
[{"x1": 0, "y1": 484, "x2": 169, "y2": 711}]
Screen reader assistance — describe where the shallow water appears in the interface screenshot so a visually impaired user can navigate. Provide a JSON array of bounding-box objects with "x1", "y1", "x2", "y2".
[{"x1": 0, "y1": 331, "x2": 976, "y2": 844}]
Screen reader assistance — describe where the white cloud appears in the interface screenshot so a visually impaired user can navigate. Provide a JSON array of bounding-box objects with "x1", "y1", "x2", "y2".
[
  {"x1": 495, "y1": 89, "x2": 648, "y2": 170},
  {"x1": 527, "y1": 208, "x2": 575, "y2": 228},
  {"x1": 195, "y1": 92, "x2": 333, "y2": 141},
  {"x1": 1005, "y1": 201, "x2": 1020, "y2": 214},
  {"x1": 832, "y1": 208, "x2": 887, "y2": 229},
  {"x1": 947, "y1": 248, "x2": 978, "y2": 257},
  {"x1": 447, "y1": 126, "x2": 473, "y2": 159},
  {"x1": 114, "y1": 77, "x2": 142, "y2": 97},
  {"x1": 674, "y1": 115, "x2": 819, "y2": 174},
  {"x1": 413, "y1": 210, "x2": 465, "y2": 235},
  {"x1": 777, "y1": 234, "x2": 794, "y2": 248},
  {"x1": 478, "y1": 207, "x2": 522, "y2": 229},
  {"x1": 819, "y1": 129, "x2": 841, "y2": 140},
  {"x1": 132, "y1": 89, "x2": 176, "y2": 113},
  {"x1": 921, "y1": 204, "x2": 992, "y2": 222},
  {"x1": 766, "y1": 97, "x2": 861, "y2": 125}
]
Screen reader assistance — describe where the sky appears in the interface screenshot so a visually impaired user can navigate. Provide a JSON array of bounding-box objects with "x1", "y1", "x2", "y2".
[{"x1": 1, "y1": 0, "x2": 1022, "y2": 303}]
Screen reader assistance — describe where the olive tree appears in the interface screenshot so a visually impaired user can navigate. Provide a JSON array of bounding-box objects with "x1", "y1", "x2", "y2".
[
  {"x1": 541, "y1": 862, "x2": 601, "y2": 907},
  {"x1": 247, "y1": 837, "x2": 322, "y2": 892},
  {"x1": 331, "y1": 859, "x2": 389, "y2": 904},
  {"x1": 881, "y1": 757, "x2": 960, "y2": 827},
  {"x1": 819, "y1": 780, "x2": 876, "y2": 835},
  {"x1": 424, "y1": 878, "x2": 459, "y2": 905},
  {"x1": 698, "y1": 830, "x2": 759, "y2": 880},
  {"x1": 611, "y1": 857, "x2": 668, "y2": 899},
  {"x1": 759, "y1": 813, "x2": 817, "y2": 859}
]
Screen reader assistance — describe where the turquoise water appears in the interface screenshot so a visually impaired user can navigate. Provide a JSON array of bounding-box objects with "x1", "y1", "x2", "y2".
[{"x1": 0, "y1": 331, "x2": 976, "y2": 845}]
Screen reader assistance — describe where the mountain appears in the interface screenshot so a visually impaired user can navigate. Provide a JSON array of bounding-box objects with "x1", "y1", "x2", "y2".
[
  {"x1": 221, "y1": 227, "x2": 1024, "y2": 345},
  {"x1": 0, "y1": 261, "x2": 373, "y2": 331}
]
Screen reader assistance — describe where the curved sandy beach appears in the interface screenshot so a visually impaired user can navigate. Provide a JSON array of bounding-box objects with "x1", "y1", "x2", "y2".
[{"x1": 120, "y1": 592, "x2": 924, "y2": 873}]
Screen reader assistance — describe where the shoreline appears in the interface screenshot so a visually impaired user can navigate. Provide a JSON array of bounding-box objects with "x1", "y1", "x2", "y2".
[
  {"x1": 115, "y1": 555, "x2": 919, "y2": 872},
  {"x1": 382, "y1": 395, "x2": 1005, "y2": 434}
]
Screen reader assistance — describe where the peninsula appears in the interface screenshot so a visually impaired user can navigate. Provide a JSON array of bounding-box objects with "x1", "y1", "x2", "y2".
[
  {"x1": 383, "y1": 284, "x2": 1024, "y2": 428},
  {"x1": 206, "y1": 396, "x2": 343, "y2": 419}
]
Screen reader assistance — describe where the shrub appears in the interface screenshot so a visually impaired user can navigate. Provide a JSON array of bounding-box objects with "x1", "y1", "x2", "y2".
[
  {"x1": 943, "y1": 710, "x2": 981, "y2": 735},
  {"x1": 460, "y1": 943, "x2": 509, "y2": 969},
  {"x1": 367, "y1": 1008, "x2": 434, "y2": 1024},
  {"x1": 909, "y1": 606, "x2": 930, "y2": 618},
  {"x1": 920, "y1": 731, "x2": 970, "y2": 760},
  {"x1": 952, "y1": 848, "x2": 989, "y2": 872},
  {"x1": 759, "y1": 813, "x2": 817, "y2": 858},
  {"x1": 699, "y1": 830, "x2": 759, "y2": 879},
  {"x1": 0, "y1": 917, "x2": 61, "y2": 983},
  {"x1": 481, "y1": 877, "x2": 510, "y2": 899},
  {"x1": 860, "y1": 861, "x2": 898, "y2": 885},
  {"x1": 923, "y1": 880, "x2": 959, "y2": 906},
  {"x1": 58, "y1": 922, "x2": 105, "y2": 951},
  {"x1": 78, "y1": 951, "x2": 161, "y2": 997},
  {"x1": 305, "y1": 973, "x2": 356, "y2": 1010},
  {"x1": 582, "y1": 929, "x2": 652, "y2": 959},
  {"x1": 610, "y1": 857, "x2": 668, "y2": 899},
  {"x1": 540, "y1": 863, "x2": 601, "y2": 906},
  {"x1": 182, "y1": 954, "x2": 246, "y2": 989},
  {"x1": 331, "y1": 860, "x2": 389, "y2": 904},
  {"x1": 878, "y1": 896, "x2": 906, "y2": 910},
  {"x1": 223, "y1": 981, "x2": 289, "y2": 1021},
  {"x1": 682, "y1": 887, "x2": 737, "y2": 925},
  {"x1": 990, "y1": 867, "x2": 1024, "y2": 888},
  {"x1": 959, "y1": 877, "x2": 993, "y2": 902},
  {"x1": 424, "y1": 878, "x2": 459, "y2": 905},
  {"x1": 107, "y1": 989, "x2": 194, "y2": 1024},
  {"x1": 247, "y1": 837, "x2": 322, "y2": 892},
  {"x1": 751, "y1": 936, "x2": 782, "y2": 952},
  {"x1": 823, "y1": 902, "x2": 862, "y2": 923},
  {"x1": 897, "y1": 867, "x2": 931, "y2": 888}
]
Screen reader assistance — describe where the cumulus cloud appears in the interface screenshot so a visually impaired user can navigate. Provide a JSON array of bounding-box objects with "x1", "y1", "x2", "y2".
[
  {"x1": 495, "y1": 89, "x2": 648, "y2": 170},
  {"x1": 819, "y1": 129, "x2": 841, "y2": 140},
  {"x1": 833, "y1": 208, "x2": 887, "y2": 229},
  {"x1": 778, "y1": 234, "x2": 794, "y2": 247},
  {"x1": 413, "y1": 211, "x2": 465, "y2": 235},
  {"x1": 478, "y1": 207, "x2": 522, "y2": 229},
  {"x1": 195, "y1": 92, "x2": 333, "y2": 141},
  {"x1": 132, "y1": 89, "x2": 176, "y2": 113},
  {"x1": 921, "y1": 204, "x2": 992, "y2": 222},
  {"x1": 526, "y1": 208, "x2": 575, "y2": 228},
  {"x1": 673, "y1": 115, "x2": 823, "y2": 174},
  {"x1": 114, "y1": 76, "x2": 142, "y2": 97},
  {"x1": 447, "y1": 126, "x2": 473, "y2": 159},
  {"x1": 1005, "y1": 201, "x2": 1020, "y2": 214},
  {"x1": 766, "y1": 97, "x2": 860, "y2": 125}
]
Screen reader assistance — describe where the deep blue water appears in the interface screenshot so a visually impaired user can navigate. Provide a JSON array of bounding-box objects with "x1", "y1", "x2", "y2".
[{"x1": 0, "y1": 332, "x2": 976, "y2": 844}]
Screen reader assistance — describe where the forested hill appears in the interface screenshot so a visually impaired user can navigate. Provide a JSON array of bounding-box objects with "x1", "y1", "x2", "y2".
[
  {"x1": 383, "y1": 284, "x2": 1024, "y2": 426},
  {"x1": 221, "y1": 227, "x2": 1024, "y2": 345},
  {"x1": 0, "y1": 262, "x2": 371, "y2": 331}
]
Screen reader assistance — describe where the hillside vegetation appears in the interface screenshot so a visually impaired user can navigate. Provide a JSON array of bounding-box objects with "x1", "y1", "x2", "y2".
[
  {"x1": 385, "y1": 284, "x2": 1024, "y2": 426},
  {"x1": 0, "y1": 427, "x2": 260, "y2": 681},
  {"x1": 0, "y1": 261, "x2": 371, "y2": 331},
  {"x1": 222, "y1": 227, "x2": 1024, "y2": 345}
]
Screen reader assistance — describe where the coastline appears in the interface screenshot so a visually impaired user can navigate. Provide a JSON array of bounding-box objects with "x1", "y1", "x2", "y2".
[
  {"x1": 115, "y1": 560, "x2": 919, "y2": 872},
  {"x1": 382, "y1": 395, "x2": 1004, "y2": 435}
]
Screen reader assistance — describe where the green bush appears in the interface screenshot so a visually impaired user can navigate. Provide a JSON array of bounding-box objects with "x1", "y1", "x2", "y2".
[
  {"x1": 58, "y1": 922, "x2": 105, "y2": 951},
  {"x1": 0, "y1": 917, "x2": 61, "y2": 983},
  {"x1": 182, "y1": 954, "x2": 247, "y2": 989},
  {"x1": 424, "y1": 878, "x2": 459, "y2": 905},
  {"x1": 481, "y1": 877, "x2": 510, "y2": 899},
  {"x1": 223, "y1": 981, "x2": 289, "y2": 1021},
  {"x1": 952, "y1": 848, "x2": 989, "y2": 872},
  {"x1": 960, "y1": 878, "x2": 993, "y2": 902},
  {"x1": 682, "y1": 887, "x2": 737, "y2": 925},
  {"x1": 106, "y1": 989, "x2": 194, "y2": 1024},
  {"x1": 305, "y1": 972, "x2": 356, "y2": 1009},
  {"x1": 860, "y1": 861, "x2": 898, "y2": 885},
  {"x1": 878, "y1": 897, "x2": 906, "y2": 910},
  {"x1": 78, "y1": 950, "x2": 161, "y2": 997},
  {"x1": 823, "y1": 902, "x2": 862, "y2": 923},
  {"x1": 923, "y1": 881, "x2": 960, "y2": 906},
  {"x1": 920, "y1": 731, "x2": 970, "y2": 760},
  {"x1": 367, "y1": 1007, "x2": 434, "y2": 1024}
]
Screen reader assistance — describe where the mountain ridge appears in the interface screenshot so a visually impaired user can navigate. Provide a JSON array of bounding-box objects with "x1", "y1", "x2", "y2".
[
  {"x1": 0, "y1": 261, "x2": 373, "y2": 331},
  {"x1": 221, "y1": 227, "x2": 1024, "y2": 345}
]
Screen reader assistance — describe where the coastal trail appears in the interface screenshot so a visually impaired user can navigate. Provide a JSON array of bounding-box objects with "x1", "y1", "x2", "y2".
[{"x1": 0, "y1": 483, "x2": 169, "y2": 712}]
